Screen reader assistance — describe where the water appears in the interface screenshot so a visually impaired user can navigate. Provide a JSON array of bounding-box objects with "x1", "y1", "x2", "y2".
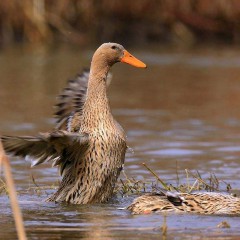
[{"x1": 0, "y1": 45, "x2": 240, "y2": 239}]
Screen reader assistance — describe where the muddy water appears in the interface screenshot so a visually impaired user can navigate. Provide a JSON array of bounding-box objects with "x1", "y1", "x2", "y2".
[{"x1": 0, "y1": 45, "x2": 240, "y2": 239}]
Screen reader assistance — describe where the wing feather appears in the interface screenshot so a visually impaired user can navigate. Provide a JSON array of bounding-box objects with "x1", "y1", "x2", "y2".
[{"x1": 1, "y1": 130, "x2": 89, "y2": 176}]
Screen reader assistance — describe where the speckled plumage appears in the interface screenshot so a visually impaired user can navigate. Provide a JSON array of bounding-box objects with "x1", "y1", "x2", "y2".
[
  {"x1": 1, "y1": 43, "x2": 146, "y2": 204},
  {"x1": 128, "y1": 191, "x2": 240, "y2": 215}
]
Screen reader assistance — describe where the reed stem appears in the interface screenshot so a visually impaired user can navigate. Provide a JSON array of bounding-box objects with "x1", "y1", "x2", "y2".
[
  {"x1": 0, "y1": 141, "x2": 27, "y2": 240},
  {"x1": 142, "y1": 163, "x2": 169, "y2": 190}
]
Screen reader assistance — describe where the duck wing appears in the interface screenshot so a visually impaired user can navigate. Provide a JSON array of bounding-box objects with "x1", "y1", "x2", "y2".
[
  {"x1": 1, "y1": 130, "x2": 89, "y2": 176},
  {"x1": 55, "y1": 69, "x2": 90, "y2": 130},
  {"x1": 55, "y1": 69, "x2": 112, "y2": 130}
]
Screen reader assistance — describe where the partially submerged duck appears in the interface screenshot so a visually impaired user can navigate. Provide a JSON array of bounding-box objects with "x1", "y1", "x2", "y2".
[
  {"x1": 1, "y1": 43, "x2": 146, "y2": 204},
  {"x1": 127, "y1": 191, "x2": 240, "y2": 215}
]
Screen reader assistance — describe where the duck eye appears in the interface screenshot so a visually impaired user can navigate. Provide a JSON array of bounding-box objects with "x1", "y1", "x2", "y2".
[{"x1": 111, "y1": 45, "x2": 117, "y2": 50}]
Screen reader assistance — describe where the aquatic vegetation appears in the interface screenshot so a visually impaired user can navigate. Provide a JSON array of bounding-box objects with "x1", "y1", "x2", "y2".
[
  {"x1": 0, "y1": 178, "x2": 7, "y2": 194},
  {"x1": 117, "y1": 163, "x2": 234, "y2": 196},
  {"x1": 217, "y1": 221, "x2": 231, "y2": 228},
  {"x1": 1, "y1": 162, "x2": 234, "y2": 199}
]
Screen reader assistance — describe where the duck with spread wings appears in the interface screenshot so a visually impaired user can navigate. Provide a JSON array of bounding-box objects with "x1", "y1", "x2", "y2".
[{"x1": 1, "y1": 43, "x2": 147, "y2": 204}]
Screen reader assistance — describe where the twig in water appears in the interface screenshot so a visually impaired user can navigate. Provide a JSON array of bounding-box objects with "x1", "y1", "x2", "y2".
[
  {"x1": 185, "y1": 169, "x2": 190, "y2": 192},
  {"x1": 31, "y1": 174, "x2": 39, "y2": 187},
  {"x1": 161, "y1": 214, "x2": 168, "y2": 240},
  {"x1": 142, "y1": 163, "x2": 169, "y2": 190},
  {"x1": 175, "y1": 160, "x2": 180, "y2": 187}
]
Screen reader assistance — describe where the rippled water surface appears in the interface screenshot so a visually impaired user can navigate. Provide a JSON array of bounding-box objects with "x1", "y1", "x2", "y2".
[{"x1": 1, "y1": 45, "x2": 240, "y2": 239}]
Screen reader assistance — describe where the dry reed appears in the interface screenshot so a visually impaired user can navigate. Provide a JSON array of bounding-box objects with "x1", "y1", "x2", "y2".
[
  {"x1": 0, "y1": 141, "x2": 27, "y2": 240},
  {"x1": 1, "y1": 0, "x2": 240, "y2": 46}
]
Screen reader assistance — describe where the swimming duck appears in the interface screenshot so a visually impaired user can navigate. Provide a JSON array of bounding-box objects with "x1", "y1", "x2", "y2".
[
  {"x1": 1, "y1": 43, "x2": 146, "y2": 204},
  {"x1": 127, "y1": 190, "x2": 240, "y2": 215}
]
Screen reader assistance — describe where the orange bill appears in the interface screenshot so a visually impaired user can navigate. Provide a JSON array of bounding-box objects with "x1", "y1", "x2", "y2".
[{"x1": 121, "y1": 50, "x2": 147, "y2": 68}]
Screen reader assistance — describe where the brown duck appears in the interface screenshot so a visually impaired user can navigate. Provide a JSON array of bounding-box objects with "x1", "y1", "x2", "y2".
[
  {"x1": 128, "y1": 190, "x2": 240, "y2": 215},
  {"x1": 1, "y1": 43, "x2": 146, "y2": 204}
]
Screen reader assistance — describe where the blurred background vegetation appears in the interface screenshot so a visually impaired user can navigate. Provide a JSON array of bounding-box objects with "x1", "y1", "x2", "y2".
[{"x1": 1, "y1": 0, "x2": 240, "y2": 48}]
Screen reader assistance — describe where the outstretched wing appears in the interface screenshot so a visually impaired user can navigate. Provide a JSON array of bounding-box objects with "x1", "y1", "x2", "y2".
[
  {"x1": 1, "y1": 130, "x2": 89, "y2": 176},
  {"x1": 54, "y1": 69, "x2": 112, "y2": 130},
  {"x1": 55, "y1": 69, "x2": 90, "y2": 130}
]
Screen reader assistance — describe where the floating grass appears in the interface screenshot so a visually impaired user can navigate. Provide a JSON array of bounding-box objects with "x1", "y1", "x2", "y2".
[
  {"x1": 117, "y1": 163, "x2": 233, "y2": 196},
  {"x1": 0, "y1": 160, "x2": 234, "y2": 200}
]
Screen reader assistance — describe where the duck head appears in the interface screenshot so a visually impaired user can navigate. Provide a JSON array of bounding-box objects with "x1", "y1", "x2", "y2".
[{"x1": 93, "y1": 43, "x2": 147, "y2": 68}]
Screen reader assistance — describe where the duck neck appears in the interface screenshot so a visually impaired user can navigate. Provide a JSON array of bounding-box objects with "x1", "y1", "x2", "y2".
[{"x1": 83, "y1": 58, "x2": 112, "y2": 125}]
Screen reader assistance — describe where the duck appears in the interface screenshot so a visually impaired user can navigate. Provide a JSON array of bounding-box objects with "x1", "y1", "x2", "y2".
[
  {"x1": 1, "y1": 43, "x2": 147, "y2": 204},
  {"x1": 127, "y1": 190, "x2": 240, "y2": 215}
]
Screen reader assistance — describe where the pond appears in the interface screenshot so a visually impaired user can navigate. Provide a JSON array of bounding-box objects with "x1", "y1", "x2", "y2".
[{"x1": 0, "y1": 44, "x2": 240, "y2": 239}]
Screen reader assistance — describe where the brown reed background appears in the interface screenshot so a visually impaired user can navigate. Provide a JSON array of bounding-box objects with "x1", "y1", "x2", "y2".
[{"x1": 1, "y1": 0, "x2": 240, "y2": 47}]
